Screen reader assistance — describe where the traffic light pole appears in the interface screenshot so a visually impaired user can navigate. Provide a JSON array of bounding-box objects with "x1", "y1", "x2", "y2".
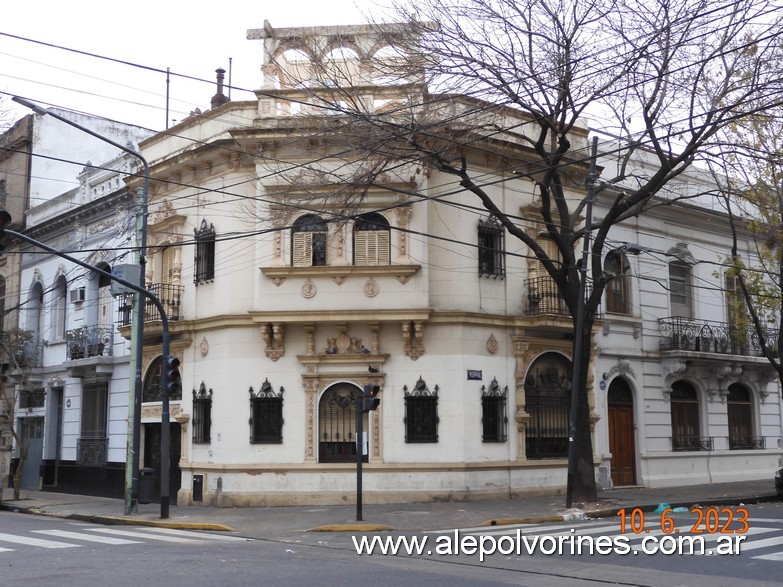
[
  {"x1": 355, "y1": 394, "x2": 364, "y2": 522},
  {"x1": 1, "y1": 220, "x2": 173, "y2": 519}
]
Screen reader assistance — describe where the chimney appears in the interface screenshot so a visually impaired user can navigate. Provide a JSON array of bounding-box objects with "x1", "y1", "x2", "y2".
[{"x1": 210, "y1": 68, "x2": 230, "y2": 109}]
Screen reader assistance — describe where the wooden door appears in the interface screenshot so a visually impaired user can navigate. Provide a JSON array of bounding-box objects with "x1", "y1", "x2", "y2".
[{"x1": 608, "y1": 380, "x2": 636, "y2": 486}]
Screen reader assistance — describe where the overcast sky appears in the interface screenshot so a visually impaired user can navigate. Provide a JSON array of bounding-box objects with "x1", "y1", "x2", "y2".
[{"x1": 1, "y1": 0, "x2": 388, "y2": 130}]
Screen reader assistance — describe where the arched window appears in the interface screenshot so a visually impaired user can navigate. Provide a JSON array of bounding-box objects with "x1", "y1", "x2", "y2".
[
  {"x1": 525, "y1": 353, "x2": 571, "y2": 459},
  {"x1": 51, "y1": 275, "x2": 67, "y2": 341},
  {"x1": 26, "y1": 282, "x2": 44, "y2": 337},
  {"x1": 605, "y1": 249, "x2": 631, "y2": 315},
  {"x1": 727, "y1": 384, "x2": 760, "y2": 449},
  {"x1": 670, "y1": 381, "x2": 707, "y2": 450},
  {"x1": 142, "y1": 355, "x2": 183, "y2": 403},
  {"x1": 353, "y1": 212, "x2": 390, "y2": 266},
  {"x1": 292, "y1": 214, "x2": 327, "y2": 267}
]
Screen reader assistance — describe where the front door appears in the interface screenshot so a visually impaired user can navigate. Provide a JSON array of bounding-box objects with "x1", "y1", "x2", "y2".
[
  {"x1": 19, "y1": 417, "x2": 44, "y2": 489},
  {"x1": 608, "y1": 379, "x2": 636, "y2": 486},
  {"x1": 143, "y1": 423, "x2": 182, "y2": 504}
]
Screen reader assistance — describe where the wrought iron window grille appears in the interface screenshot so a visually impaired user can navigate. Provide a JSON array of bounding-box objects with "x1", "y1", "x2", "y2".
[
  {"x1": 671, "y1": 436, "x2": 713, "y2": 452},
  {"x1": 249, "y1": 379, "x2": 284, "y2": 444},
  {"x1": 194, "y1": 219, "x2": 216, "y2": 285},
  {"x1": 478, "y1": 215, "x2": 505, "y2": 278},
  {"x1": 403, "y1": 376, "x2": 439, "y2": 443},
  {"x1": 481, "y1": 377, "x2": 508, "y2": 443},
  {"x1": 192, "y1": 382, "x2": 213, "y2": 444}
]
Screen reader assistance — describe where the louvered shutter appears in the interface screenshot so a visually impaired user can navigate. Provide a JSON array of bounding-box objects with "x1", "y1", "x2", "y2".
[
  {"x1": 355, "y1": 230, "x2": 390, "y2": 265},
  {"x1": 376, "y1": 231, "x2": 390, "y2": 264},
  {"x1": 354, "y1": 232, "x2": 369, "y2": 265},
  {"x1": 293, "y1": 232, "x2": 313, "y2": 267}
]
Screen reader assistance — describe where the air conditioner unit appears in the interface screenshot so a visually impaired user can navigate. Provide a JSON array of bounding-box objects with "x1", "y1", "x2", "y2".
[{"x1": 70, "y1": 287, "x2": 86, "y2": 304}]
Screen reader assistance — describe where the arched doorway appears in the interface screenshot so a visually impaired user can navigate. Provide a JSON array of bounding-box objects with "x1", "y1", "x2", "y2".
[
  {"x1": 525, "y1": 352, "x2": 571, "y2": 459},
  {"x1": 608, "y1": 378, "x2": 636, "y2": 486},
  {"x1": 140, "y1": 356, "x2": 182, "y2": 503},
  {"x1": 318, "y1": 383, "x2": 367, "y2": 463}
]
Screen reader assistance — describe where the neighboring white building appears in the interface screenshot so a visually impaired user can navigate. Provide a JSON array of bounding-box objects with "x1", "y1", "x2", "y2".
[{"x1": 5, "y1": 110, "x2": 151, "y2": 495}]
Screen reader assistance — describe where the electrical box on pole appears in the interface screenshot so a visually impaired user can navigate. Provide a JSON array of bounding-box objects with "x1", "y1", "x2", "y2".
[{"x1": 111, "y1": 264, "x2": 142, "y2": 296}]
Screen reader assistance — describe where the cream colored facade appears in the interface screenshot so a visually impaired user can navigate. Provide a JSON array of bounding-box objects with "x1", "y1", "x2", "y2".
[{"x1": 122, "y1": 22, "x2": 782, "y2": 507}]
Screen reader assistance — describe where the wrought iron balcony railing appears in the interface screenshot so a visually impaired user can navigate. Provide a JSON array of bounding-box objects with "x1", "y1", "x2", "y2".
[
  {"x1": 66, "y1": 325, "x2": 114, "y2": 360},
  {"x1": 728, "y1": 436, "x2": 766, "y2": 450},
  {"x1": 659, "y1": 317, "x2": 778, "y2": 358},
  {"x1": 117, "y1": 283, "x2": 184, "y2": 327},
  {"x1": 525, "y1": 276, "x2": 569, "y2": 317},
  {"x1": 524, "y1": 276, "x2": 598, "y2": 318},
  {"x1": 671, "y1": 435, "x2": 713, "y2": 452},
  {"x1": 0, "y1": 330, "x2": 39, "y2": 367}
]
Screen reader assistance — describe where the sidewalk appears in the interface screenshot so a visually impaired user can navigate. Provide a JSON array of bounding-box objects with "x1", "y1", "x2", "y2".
[{"x1": 1, "y1": 479, "x2": 779, "y2": 538}]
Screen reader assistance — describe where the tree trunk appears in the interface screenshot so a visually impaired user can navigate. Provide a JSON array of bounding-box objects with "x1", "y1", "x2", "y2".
[{"x1": 571, "y1": 324, "x2": 598, "y2": 504}]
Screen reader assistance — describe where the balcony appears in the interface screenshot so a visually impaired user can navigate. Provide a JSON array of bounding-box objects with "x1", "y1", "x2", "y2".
[
  {"x1": 117, "y1": 283, "x2": 184, "y2": 326},
  {"x1": 66, "y1": 325, "x2": 114, "y2": 360},
  {"x1": 0, "y1": 331, "x2": 45, "y2": 369},
  {"x1": 659, "y1": 317, "x2": 777, "y2": 358},
  {"x1": 524, "y1": 277, "x2": 598, "y2": 318}
]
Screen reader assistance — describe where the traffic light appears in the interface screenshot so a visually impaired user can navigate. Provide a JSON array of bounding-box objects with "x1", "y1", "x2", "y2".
[
  {"x1": 363, "y1": 383, "x2": 381, "y2": 412},
  {"x1": 164, "y1": 355, "x2": 181, "y2": 398}
]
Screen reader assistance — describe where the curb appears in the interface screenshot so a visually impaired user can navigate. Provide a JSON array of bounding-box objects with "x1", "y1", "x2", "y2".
[
  {"x1": 0, "y1": 503, "x2": 236, "y2": 532},
  {"x1": 307, "y1": 524, "x2": 397, "y2": 532}
]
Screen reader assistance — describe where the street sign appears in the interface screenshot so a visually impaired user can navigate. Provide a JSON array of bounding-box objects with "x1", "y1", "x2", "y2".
[{"x1": 111, "y1": 264, "x2": 142, "y2": 296}]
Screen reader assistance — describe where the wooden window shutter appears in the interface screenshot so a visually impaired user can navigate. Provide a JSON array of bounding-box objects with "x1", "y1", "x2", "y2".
[
  {"x1": 377, "y1": 231, "x2": 390, "y2": 264},
  {"x1": 354, "y1": 231, "x2": 369, "y2": 265},
  {"x1": 293, "y1": 232, "x2": 313, "y2": 267}
]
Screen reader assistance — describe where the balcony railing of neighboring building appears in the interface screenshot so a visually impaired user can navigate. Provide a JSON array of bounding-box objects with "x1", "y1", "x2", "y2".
[
  {"x1": 76, "y1": 437, "x2": 108, "y2": 466},
  {"x1": 65, "y1": 325, "x2": 114, "y2": 360},
  {"x1": 0, "y1": 330, "x2": 45, "y2": 369},
  {"x1": 671, "y1": 435, "x2": 714, "y2": 452},
  {"x1": 728, "y1": 436, "x2": 766, "y2": 450},
  {"x1": 117, "y1": 283, "x2": 184, "y2": 327},
  {"x1": 524, "y1": 277, "x2": 598, "y2": 318},
  {"x1": 659, "y1": 317, "x2": 778, "y2": 358}
]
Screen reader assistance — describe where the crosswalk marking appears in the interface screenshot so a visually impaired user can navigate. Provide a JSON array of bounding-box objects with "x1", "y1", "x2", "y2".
[
  {"x1": 86, "y1": 528, "x2": 206, "y2": 543},
  {"x1": 129, "y1": 527, "x2": 248, "y2": 542},
  {"x1": 0, "y1": 531, "x2": 79, "y2": 549},
  {"x1": 32, "y1": 529, "x2": 142, "y2": 545}
]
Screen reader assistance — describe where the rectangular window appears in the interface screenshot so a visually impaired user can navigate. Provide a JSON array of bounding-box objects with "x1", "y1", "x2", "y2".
[
  {"x1": 404, "y1": 396, "x2": 438, "y2": 443},
  {"x1": 19, "y1": 387, "x2": 45, "y2": 409},
  {"x1": 478, "y1": 217, "x2": 505, "y2": 278},
  {"x1": 669, "y1": 262, "x2": 692, "y2": 318},
  {"x1": 481, "y1": 395, "x2": 507, "y2": 442},
  {"x1": 250, "y1": 396, "x2": 284, "y2": 443},
  {"x1": 192, "y1": 385, "x2": 212, "y2": 444},
  {"x1": 81, "y1": 383, "x2": 108, "y2": 438},
  {"x1": 194, "y1": 220, "x2": 216, "y2": 285}
]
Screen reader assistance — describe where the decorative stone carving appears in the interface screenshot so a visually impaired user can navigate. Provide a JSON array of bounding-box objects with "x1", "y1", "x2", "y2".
[
  {"x1": 199, "y1": 337, "x2": 209, "y2": 357},
  {"x1": 363, "y1": 277, "x2": 379, "y2": 297},
  {"x1": 486, "y1": 334, "x2": 499, "y2": 354},
  {"x1": 261, "y1": 322, "x2": 285, "y2": 361},
  {"x1": 402, "y1": 320, "x2": 425, "y2": 360},
  {"x1": 301, "y1": 279, "x2": 317, "y2": 298},
  {"x1": 603, "y1": 358, "x2": 635, "y2": 382},
  {"x1": 661, "y1": 358, "x2": 689, "y2": 402}
]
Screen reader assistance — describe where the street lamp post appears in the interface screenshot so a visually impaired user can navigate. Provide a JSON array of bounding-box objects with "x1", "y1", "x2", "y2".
[{"x1": 12, "y1": 97, "x2": 150, "y2": 516}]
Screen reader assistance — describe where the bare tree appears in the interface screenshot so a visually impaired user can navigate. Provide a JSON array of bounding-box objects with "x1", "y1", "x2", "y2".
[
  {"x1": 708, "y1": 107, "x2": 783, "y2": 387},
  {"x1": 261, "y1": 0, "x2": 783, "y2": 502},
  {"x1": 0, "y1": 328, "x2": 40, "y2": 500}
]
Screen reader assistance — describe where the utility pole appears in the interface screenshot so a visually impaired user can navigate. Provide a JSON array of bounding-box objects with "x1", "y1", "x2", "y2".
[{"x1": 566, "y1": 136, "x2": 599, "y2": 509}]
